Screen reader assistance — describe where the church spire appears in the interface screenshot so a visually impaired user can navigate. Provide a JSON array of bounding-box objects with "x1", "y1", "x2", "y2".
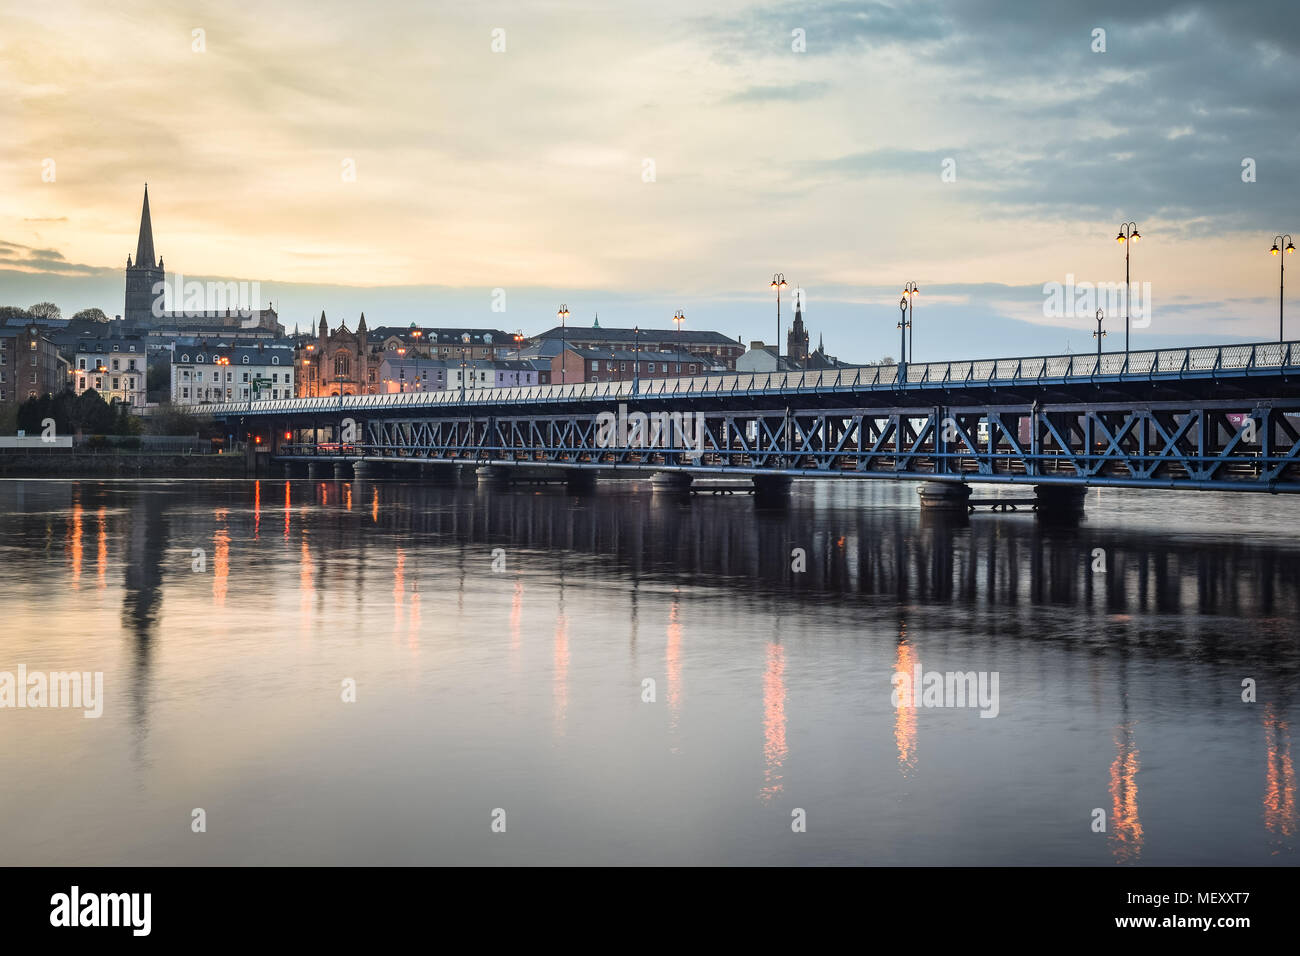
[
  {"x1": 135, "y1": 184, "x2": 156, "y2": 269},
  {"x1": 357, "y1": 311, "x2": 367, "y2": 334}
]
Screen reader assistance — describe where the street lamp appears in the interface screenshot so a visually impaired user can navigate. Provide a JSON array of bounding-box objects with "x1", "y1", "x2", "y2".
[
  {"x1": 898, "y1": 296, "x2": 910, "y2": 383},
  {"x1": 633, "y1": 324, "x2": 640, "y2": 394},
  {"x1": 558, "y1": 304, "x2": 569, "y2": 385},
  {"x1": 1116, "y1": 222, "x2": 1140, "y2": 354},
  {"x1": 673, "y1": 309, "x2": 685, "y2": 370},
  {"x1": 1270, "y1": 234, "x2": 1295, "y2": 342},
  {"x1": 1093, "y1": 308, "x2": 1106, "y2": 363},
  {"x1": 770, "y1": 273, "x2": 788, "y2": 360},
  {"x1": 903, "y1": 282, "x2": 918, "y2": 363}
]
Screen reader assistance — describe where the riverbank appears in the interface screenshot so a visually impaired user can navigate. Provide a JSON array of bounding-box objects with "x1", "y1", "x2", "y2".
[{"x1": 0, "y1": 452, "x2": 251, "y2": 479}]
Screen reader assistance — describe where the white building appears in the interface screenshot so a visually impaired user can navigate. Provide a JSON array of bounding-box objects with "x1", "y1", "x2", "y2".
[
  {"x1": 73, "y1": 338, "x2": 148, "y2": 407},
  {"x1": 171, "y1": 343, "x2": 294, "y2": 405}
]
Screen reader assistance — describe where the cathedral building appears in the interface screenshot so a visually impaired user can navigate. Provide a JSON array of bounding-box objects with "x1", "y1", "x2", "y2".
[
  {"x1": 786, "y1": 291, "x2": 810, "y2": 367},
  {"x1": 123, "y1": 185, "x2": 282, "y2": 335},
  {"x1": 293, "y1": 312, "x2": 377, "y2": 397}
]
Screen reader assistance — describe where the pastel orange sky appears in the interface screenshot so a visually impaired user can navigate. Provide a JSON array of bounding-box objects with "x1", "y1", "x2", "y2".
[{"x1": 1, "y1": 0, "x2": 1296, "y2": 353}]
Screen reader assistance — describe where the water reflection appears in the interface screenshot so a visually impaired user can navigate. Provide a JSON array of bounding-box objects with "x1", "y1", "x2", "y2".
[{"x1": 2, "y1": 477, "x2": 1298, "y2": 865}]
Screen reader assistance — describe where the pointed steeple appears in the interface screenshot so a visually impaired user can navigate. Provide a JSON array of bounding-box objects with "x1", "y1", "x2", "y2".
[
  {"x1": 318, "y1": 311, "x2": 328, "y2": 338},
  {"x1": 357, "y1": 312, "x2": 367, "y2": 334},
  {"x1": 135, "y1": 184, "x2": 156, "y2": 269},
  {"x1": 593, "y1": 312, "x2": 600, "y2": 329}
]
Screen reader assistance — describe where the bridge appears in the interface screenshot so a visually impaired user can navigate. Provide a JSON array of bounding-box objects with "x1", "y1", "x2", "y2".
[{"x1": 192, "y1": 340, "x2": 1300, "y2": 515}]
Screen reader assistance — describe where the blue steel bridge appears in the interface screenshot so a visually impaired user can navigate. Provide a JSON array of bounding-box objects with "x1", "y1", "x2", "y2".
[{"x1": 195, "y1": 340, "x2": 1300, "y2": 513}]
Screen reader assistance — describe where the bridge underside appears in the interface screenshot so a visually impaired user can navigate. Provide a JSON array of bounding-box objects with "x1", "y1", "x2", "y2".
[{"x1": 258, "y1": 398, "x2": 1300, "y2": 494}]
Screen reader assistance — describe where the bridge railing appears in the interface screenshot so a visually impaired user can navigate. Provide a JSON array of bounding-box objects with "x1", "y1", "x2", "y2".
[{"x1": 179, "y1": 340, "x2": 1300, "y2": 417}]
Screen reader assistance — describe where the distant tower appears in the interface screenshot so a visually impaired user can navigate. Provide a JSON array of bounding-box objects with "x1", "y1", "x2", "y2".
[
  {"x1": 124, "y1": 184, "x2": 165, "y2": 324},
  {"x1": 786, "y1": 290, "x2": 809, "y2": 367}
]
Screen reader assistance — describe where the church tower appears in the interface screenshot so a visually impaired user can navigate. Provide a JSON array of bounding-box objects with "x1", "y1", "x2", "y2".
[
  {"x1": 786, "y1": 290, "x2": 809, "y2": 368},
  {"x1": 124, "y1": 185, "x2": 165, "y2": 324}
]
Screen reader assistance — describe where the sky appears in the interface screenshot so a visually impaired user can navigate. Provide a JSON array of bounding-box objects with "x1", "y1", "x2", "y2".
[{"x1": 1, "y1": 0, "x2": 1297, "y2": 361}]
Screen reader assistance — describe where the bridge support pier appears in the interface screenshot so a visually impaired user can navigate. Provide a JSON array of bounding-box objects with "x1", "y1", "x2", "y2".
[
  {"x1": 476, "y1": 465, "x2": 512, "y2": 487},
  {"x1": 352, "y1": 460, "x2": 373, "y2": 481},
  {"x1": 333, "y1": 461, "x2": 352, "y2": 480},
  {"x1": 307, "y1": 461, "x2": 326, "y2": 480},
  {"x1": 751, "y1": 474, "x2": 793, "y2": 502},
  {"x1": 1034, "y1": 484, "x2": 1086, "y2": 522},
  {"x1": 565, "y1": 469, "x2": 597, "y2": 494},
  {"x1": 917, "y1": 481, "x2": 972, "y2": 512},
  {"x1": 651, "y1": 471, "x2": 693, "y2": 494}
]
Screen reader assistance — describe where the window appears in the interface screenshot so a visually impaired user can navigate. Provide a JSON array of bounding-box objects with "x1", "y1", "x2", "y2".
[
  {"x1": 196, "y1": 354, "x2": 204, "y2": 363},
  {"x1": 112, "y1": 344, "x2": 120, "y2": 351},
  {"x1": 128, "y1": 359, "x2": 136, "y2": 370},
  {"x1": 129, "y1": 345, "x2": 136, "y2": 352},
  {"x1": 181, "y1": 354, "x2": 190, "y2": 363},
  {"x1": 272, "y1": 373, "x2": 278, "y2": 383},
  {"x1": 242, "y1": 372, "x2": 249, "y2": 383},
  {"x1": 592, "y1": 361, "x2": 600, "y2": 371},
  {"x1": 334, "y1": 352, "x2": 350, "y2": 377},
  {"x1": 128, "y1": 378, "x2": 135, "y2": 389},
  {"x1": 182, "y1": 387, "x2": 189, "y2": 399},
  {"x1": 79, "y1": 358, "x2": 86, "y2": 369},
  {"x1": 29, "y1": 339, "x2": 37, "y2": 351},
  {"x1": 112, "y1": 378, "x2": 119, "y2": 389},
  {"x1": 689, "y1": 365, "x2": 697, "y2": 373},
  {"x1": 112, "y1": 359, "x2": 120, "y2": 371},
  {"x1": 242, "y1": 355, "x2": 250, "y2": 364},
  {"x1": 649, "y1": 363, "x2": 656, "y2": 373},
  {"x1": 94, "y1": 377, "x2": 102, "y2": 389},
  {"x1": 271, "y1": 356, "x2": 279, "y2": 365},
  {"x1": 78, "y1": 377, "x2": 85, "y2": 389}
]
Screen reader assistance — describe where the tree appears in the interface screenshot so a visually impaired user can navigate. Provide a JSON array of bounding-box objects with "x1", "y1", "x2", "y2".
[
  {"x1": 28, "y1": 302, "x2": 61, "y2": 320},
  {"x1": 878, "y1": 355, "x2": 896, "y2": 365},
  {"x1": 0, "y1": 306, "x2": 31, "y2": 322},
  {"x1": 71, "y1": 307, "x2": 108, "y2": 323}
]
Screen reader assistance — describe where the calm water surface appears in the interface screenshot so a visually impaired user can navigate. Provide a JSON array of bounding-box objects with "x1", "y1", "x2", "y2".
[{"x1": 0, "y1": 477, "x2": 1296, "y2": 865}]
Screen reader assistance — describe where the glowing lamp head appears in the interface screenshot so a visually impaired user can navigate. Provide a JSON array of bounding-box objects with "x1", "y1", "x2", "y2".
[
  {"x1": 1131, "y1": 231, "x2": 1140, "y2": 242},
  {"x1": 1273, "y1": 244, "x2": 1281, "y2": 256},
  {"x1": 1116, "y1": 232, "x2": 1126, "y2": 243},
  {"x1": 1288, "y1": 241, "x2": 1296, "y2": 255}
]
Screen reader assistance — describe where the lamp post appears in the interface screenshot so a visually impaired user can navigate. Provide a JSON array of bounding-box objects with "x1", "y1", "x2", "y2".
[
  {"x1": 1116, "y1": 222, "x2": 1140, "y2": 354},
  {"x1": 903, "y1": 282, "x2": 918, "y2": 363},
  {"x1": 1270, "y1": 234, "x2": 1296, "y2": 342},
  {"x1": 1093, "y1": 308, "x2": 1106, "y2": 363},
  {"x1": 633, "y1": 324, "x2": 640, "y2": 394},
  {"x1": 558, "y1": 304, "x2": 569, "y2": 385},
  {"x1": 770, "y1": 273, "x2": 787, "y2": 360},
  {"x1": 898, "y1": 296, "x2": 910, "y2": 384},
  {"x1": 673, "y1": 309, "x2": 685, "y2": 371}
]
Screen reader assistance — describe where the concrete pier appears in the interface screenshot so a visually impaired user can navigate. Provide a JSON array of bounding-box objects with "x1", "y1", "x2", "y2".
[
  {"x1": 333, "y1": 461, "x2": 352, "y2": 480},
  {"x1": 307, "y1": 461, "x2": 326, "y2": 480},
  {"x1": 476, "y1": 465, "x2": 512, "y2": 487},
  {"x1": 651, "y1": 471, "x2": 693, "y2": 493},
  {"x1": 565, "y1": 469, "x2": 597, "y2": 494},
  {"x1": 351, "y1": 460, "x2": 373, "y2": 481},
  {"x1": 1034, "y1": 484, "x2": 1087, "y2": 522},
  {"x1": 917, "y1": 481, "x2": 972, "y2": 511},
  {"x1": 751, "y1": 474, "x2": 794, "y2": 499}
]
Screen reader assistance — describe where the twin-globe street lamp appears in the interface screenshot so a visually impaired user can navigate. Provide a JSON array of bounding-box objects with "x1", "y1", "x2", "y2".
[
  {"x1": 1116, "y1": 222, "x2": 1141, "y2": 354},
  {"x1": 1271, "y1": 235, "x2": 1296, "y2": 342},
  {"x1": 902, "y1": 282, "x2": 918, "y2": 362},
  {"x1": 1093, "y1": 309, "x2": 1106, "y2": 362},
  {"x1": 558, "y1": 304, "x2": 569, "y2": 385},
  {"x1": 770, "y1": 274, "x2": 787, "y2": 361}
]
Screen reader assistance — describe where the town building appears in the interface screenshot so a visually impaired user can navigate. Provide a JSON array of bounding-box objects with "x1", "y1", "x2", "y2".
[
  {"x1": 376, "y1": 356, "x2": 448, "y2": 393},
  {"x1": 72, "y1": 336, "x2": 148, "y2": 407},
  {"x1": 171, "y1": 342, "x2": 294, "y2": 405},
  {"x1": 0, "y1": 324, "x2": 67, "y2": 406},
  {"x1": 532, "y1": 323, "x2": 745, "y2": 370},
  {"x1": 551, "y1": 347, "x2": 721, "y2": 385}
]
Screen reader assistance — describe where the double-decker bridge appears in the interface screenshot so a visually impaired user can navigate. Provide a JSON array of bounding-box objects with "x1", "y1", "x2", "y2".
[{"x1": 192, "y1": 341, "x2": 1300, "y2": 515}]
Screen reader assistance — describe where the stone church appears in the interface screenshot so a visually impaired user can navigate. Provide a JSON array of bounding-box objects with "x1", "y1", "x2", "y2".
[
  {"x1": 123, "y1": 185, "x2": 282, "y2": 334},
  {"x1": 293, "y1": 312, "x2": 377, "y2": 397}
]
